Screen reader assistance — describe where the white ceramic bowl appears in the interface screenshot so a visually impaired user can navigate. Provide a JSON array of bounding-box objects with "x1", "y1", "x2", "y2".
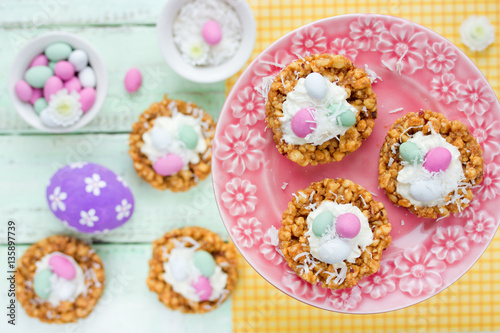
[
  {"x1": 9, "y1": 32, "x2": 108, "y2": 133},
  {"x1": 157, "y1": 0, "x2": 256, "y2": 83}
]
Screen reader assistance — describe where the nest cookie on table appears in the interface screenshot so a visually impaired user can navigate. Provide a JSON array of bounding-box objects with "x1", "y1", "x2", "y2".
[
  {"x1": 15, "y1": 235, "x2": 105, "y2": 324},
  {"x1": 279, "y1": 178, "x2": 391, "y2": 289},
  {"x1": 378, "y1": 110, "x2": 484, "y2": 219},
  {"x1": 265, "y1": 54, "x2": 377, "y2": 166},
  {"x1": 147, "y1": 227, "x2": 238, "y2": 313},
  {"x1": 129, "y1": 96, "x2": 215, "y2": 192}
]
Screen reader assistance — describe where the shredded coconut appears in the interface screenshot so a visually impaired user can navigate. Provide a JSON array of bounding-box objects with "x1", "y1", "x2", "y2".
[
  {"x1": 388, "y1": 107, "x2": 404, "y2": 114},
  {"x1": 281, "y1": 182, "x2": 288, "y2": 190},
  {"x1": 364, "y1": 64, "x2": 382, "y2": 83}
]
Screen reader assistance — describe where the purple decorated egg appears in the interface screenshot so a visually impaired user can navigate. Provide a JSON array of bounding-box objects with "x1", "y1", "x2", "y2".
[
  {"x1": 46, "y1": 162, "x2": 134, "y2": 234},
  {"x1": 423, "y1": 147, "x2": 452, "y2": 173}
]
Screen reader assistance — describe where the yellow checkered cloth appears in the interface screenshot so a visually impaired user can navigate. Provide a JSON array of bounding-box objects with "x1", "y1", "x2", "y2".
[{"x1": 228, "y1": 1, "x2": 500, "y2": 332}]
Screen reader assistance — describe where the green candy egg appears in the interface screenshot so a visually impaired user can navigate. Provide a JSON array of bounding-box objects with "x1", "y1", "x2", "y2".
[
  {"x1": 45, "y1": 42, "x2": 72, "y2": 62},
  {"x1": 312, "y1": 211, "x2": 335, "y2": 237},
  {"x1": 178, "y1": 125, "x2": 198, "y2": 150},
  {"x1": 399, "y1": 141, "x2": 423, "y2": 163},
  {"x1": 33, "y1": 98, "x2": 48, "y2": 114},
  {"x1": 24, "y1": 66, "x2": 53, "y2": 88},
  {"x1": 337, "y1": 110, "x2": 357, "y2": 127},
  {"x1": 193, "y1": 250, "x2": 216, "y2": 277},
  {"x1": 33, "y1": 269, "x2": 52, "y2": 299},
  {"x1": 48, "y1": 61, "x2": 56, "y2": 71}
]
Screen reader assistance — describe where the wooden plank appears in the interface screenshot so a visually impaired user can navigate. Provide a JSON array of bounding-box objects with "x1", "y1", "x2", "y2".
[
  {"x1": 0, "y1": 134, "x2": 228, "y2": 244},
  {"x1": 0, "y1": 26, "x2": 226, "y2": 134},
  {"x1": 0, "y1": 244, "x2": 233, "y2": 332}
]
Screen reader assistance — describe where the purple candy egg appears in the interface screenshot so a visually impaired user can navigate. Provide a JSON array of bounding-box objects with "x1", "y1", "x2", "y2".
[
  {"x1": 30, "y1": 88, "x2": 43, "y2": 105},
  {"x1": 29, "y1": 54, "x2": 49, "y2": 68},
  {"x1": 423, "y1": 147, "x2": 452, "y2": 173},
  {"x1": 291, "y1": 107, "x2": 317, "y2": 138},
  {"x1": 46, "y1": 162, "x2": 134, "y2": 234}
]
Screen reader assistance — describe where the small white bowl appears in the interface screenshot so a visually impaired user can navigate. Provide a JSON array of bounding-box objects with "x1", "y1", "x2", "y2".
[
  {"x1": 157, "y1": 0, "x2": 256, "y2": 83},
  {"x1": 8, "y1": 32, "x2": 108, "y2": 133}
]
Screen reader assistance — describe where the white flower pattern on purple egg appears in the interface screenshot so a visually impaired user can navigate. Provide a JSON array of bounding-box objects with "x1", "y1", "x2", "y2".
[
  {"x1": 116, "y1": 175, "x2": 129, "y2": 188},
  {"x1": 69, "y1": 161, "x2": 88, "y2": 169},
  {"x1": 49, "y1": 186, "x2": 67, "y2": 212},
  {"x1": 79, "y1": 208, "x2": 99, "y2": 227},
  {"x1": 115, "y1": 199, "x2": 132, "y2": 221},
  {"x1": 84, "y1": 173, "x2": 107, "y2": 196}
]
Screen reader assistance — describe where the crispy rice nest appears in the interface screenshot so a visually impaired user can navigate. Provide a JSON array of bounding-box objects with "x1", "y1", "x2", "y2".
[
  {"x1": 15, "y1": 235, "x2": 105, "y2": 324},
  {"x1": 278, "y1": 178, "x2": 392, "y2": 290},
  {"x1": 265, "y1": 54, "x2": 377, "y2": 166},
  {"x1": 146, "y1": 226, "x2": 238, "y2": 314},
  {"x1": 129, "y1": 96, "x2": 216, "y2": 192},
  {"x1": 378, "y1": 110, "x2": 484, "y2": 219}
]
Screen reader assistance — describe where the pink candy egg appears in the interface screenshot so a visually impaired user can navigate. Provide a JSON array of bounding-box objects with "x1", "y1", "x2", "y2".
[
  {"x1": 153, "y1": 154, "x2": 184, "y2": 176},
  {"x1": 48, "y1": 255, "x2": 76, "y2": 280},
  {"x1": 43, "y1": 76, "x2": 63, "y2": 102},
  {"x1": 64, "y1": 77, "x2": 82, "y2": 93},
  {"x1": 291, "y1": 107, "x2": 317, "y2": 138},
  {"x1": 191, "y1": 276, "x2": 212, "y2": 301},
  {"x1": 29, "y1": 54, "x2": 49, "y2": 68},
  {"x1": 29, "y1": 88, "x2": 43, "y2": 105},
  {"x1": 335, "y1": 213, "x2": 361, "y2": 239},
  {"x1": 79, "y1": 87, "x2": 96, "y2": 113},
  {"x1": 54, "y1": 61, "x2": 75, "y2": 81},
  {"x1": 423, "y1": 147, "x2": 452, "y2": 172},
  {"x1": 202, "y1": 20, "x2": 222, "y2": 45},
  {"x1": 124, "y1": 68, "x2": 142, "y2": 93},
  {"x1": 15, "y1": 80, "x2": 33, "y2": 102}
]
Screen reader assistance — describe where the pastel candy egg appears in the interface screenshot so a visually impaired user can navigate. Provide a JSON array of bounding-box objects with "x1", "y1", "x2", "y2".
[
  {"x1": 33, "y1": 98, "x2": 48, "y2": 114},
  {"x1": 318, "y1": 238, "x2": 351, "y2": 265},
  {"x1": 124, "y1": 68, "x2": 142, "y2": 93},
  {"x1": 191, "y1": 275, "x2": 212, "y2": 301},
  {"x1": 43, "y1": 76, "x2": 63, "y2": 102},
  {"x1": 423, "y1": 147, "x2": 452, "y2": 172},
  {"x1": 64, "y1": 77, "x2": 82, "y2": 93},
  {"x1": 193, "y1": 250, "x2": 216, "y2": 277},
  {"x1": 68, "y1": 49, "x2": 88, "y2": 72},
  {"x1": 169, "y1": 256, "x2": 189, "y2": 281},
  {"x1": 79, "y1": 87, "x2": 96, "y2": 113},
  {"x1": 45, "y1": 42, "x2": 72, "y2": 62},
  {"x1": 54, "y1": 60, "x2": 75, "y2": 81},
  {"x1": 337, "y1": 110, "x2": 357, "y2": 127},
  {"x1": 409, "y1": 180, "x2": 442, "y2": 202},
  {"x1": 291, "y1": 107, "x2": 316, "y2": 138},
  {"x1": 49, "y1": 254, "x2": 76, "y2": 280},
  {"x1": 312, "y1": 211, "x2": 334, "y2": 237},
  {"x1": 40, "y1": 109, "x2": 60, "y2": 127},
  {"x1": 304, "y1": 72, "x2": 327, "y2": 100},
  {"x1": 399, "y1": 141, "x2": 423, "y2": 163},
  {"x1": 15, "y1": 80, "x2": 33, "y2": 102},
  {"x1": 202, "y1": 20, "x2": 222, "y2": 45},
  {"x1": 78, "y1": 67, "x2": 97, "y2": 88},
  {"x1": 29, "y1": 88, "x2": 43, "y2": 104},
  {"x1": 153, "y1": 154, "x2": 184, "y2": 176},
  {"x1": 179, "y1": 125, "x2": 198, "y2": 150},
  {"x1": 335, "y1": 213, "x2": 361, "y2": 239},
  {"x1": 24, "y1": 66, "x2": 53, "y2": 88},
  {"x1": 29, "y1": 54, "x2": 49, "y2": 68},
  {"x1": 49, "y1": 61, "x2": 56, "y2": 71},
  {"x1": 150, "y1": 127, "x2": 173, "y2": 152},
  {"x1": 33, "y1": 269, "x2": 52, "y2": 299}
]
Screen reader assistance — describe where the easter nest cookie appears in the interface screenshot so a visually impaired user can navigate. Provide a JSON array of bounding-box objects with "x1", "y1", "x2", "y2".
[
  {"x1": 146, "y1": 227, "x2": 238, "y2": 313},
  {"x1": 378, "y1": 110, "x2": 484, "y2": 219},
  {"x1": 278, "y1": 178, "x2": 392, "y2": 290},
  {"x1": 265, "y1": 53, "x2": 377, "y2": 166},
  {"x1": 15, "y1": 235, "x2": 105, "y2": 324},
  {"x1": 129, "y1": 96, "x2": 215, "y2": 192}
]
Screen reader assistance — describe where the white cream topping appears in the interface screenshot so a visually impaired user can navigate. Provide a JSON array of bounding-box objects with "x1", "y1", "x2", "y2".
[
  {"x1": 279, "y1": 77, "x2": 358, "y2": 145},
  {"x1": 34, "y1": 252, "x2": 86, "y2": 307},
  {"x1": 396, "y1": 131, "x2": 465, "y2": 207}
]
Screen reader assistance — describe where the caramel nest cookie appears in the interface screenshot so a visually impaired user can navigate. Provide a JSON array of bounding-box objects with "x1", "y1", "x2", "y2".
[
  {"x1": 129, "y1": 96, "x2": 216, "y2": 192},
  {"x1": 378, "y1": 110, "x2": 483, "y2": 219},
  {"x1": 266, "y1": 54, "x2": 377, "y2": 166},
  {"x1": 279, "y1": 178, "x2": 391, "y2": 290},
  {"x1": 147, "y1": 227, "x2": 238, "y2": 313},
  {"x1": 16, "y1": 235, "x2": 105, "y2": 324}
]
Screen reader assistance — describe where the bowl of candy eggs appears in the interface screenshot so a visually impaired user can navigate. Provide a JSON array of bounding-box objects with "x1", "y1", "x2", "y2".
[
  {"x1": 157, "y1": 0, "x2": 256, "y2": 83},
  {"x1": 9, "y1": 32, "x2": 108, "y2": 133}
]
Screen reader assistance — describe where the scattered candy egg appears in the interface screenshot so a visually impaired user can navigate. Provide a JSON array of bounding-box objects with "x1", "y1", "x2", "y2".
[
  {"x1": 64, "y1": 77, "x2": 82, "y2": 93},
  {"x1": 423, "y1": 147, "x2": 452, "y2": 173},
  {"x1": 68, "y1": 49, "x2": 89, "y2": 72},
  {"x1": 79, "y1": 87, "x2": 96, "y2": 113},
  {"x1": 33, "y1": 269, "x2": 52, "y2": 299},
  {"x1": 399, "y1": 141, "x2": 423, "y2": 163},
  {"x1": 49, "y1": 255, "x2": 76, "y2": 280},
  {"x1": 202, "y1": 20, "x2": 223, "y2": 45},
  {"x1": 312, "y1": 211, "x2": 334, "y2": 237},
  {"x1": 24, "y1": 66, "x2": 53, "y2": 88},
  {"x1": 193, "y1": 250, "x2": 216, "y2": 277},
  {"x1": 78, "y1": 67, "x2": 97, "y2": 88},
  {"x1": 169, "y1": 255, "x2": 189, "y2": 281},
  {"x1": 33, "y1": 98, "x2": 48, "y2": 114},
  {"x1": 335, "y1": 213, "x2": 361, "y2": 239},
  {"x1": 124, "y1": 68, "x2": 142, "y2": 93},
  {"x1": 150, "y1": 127, "x2": 173, "y2": 152},
  {"x1": 43, "y1": 76, "x2": 64, "y2": 102},
  {"x1": 337, "y1": 110, "x2": 357, "y2": 127},
  {"x1": 49, "y1": 61, "x2": 56, "y2": 71},
  {"x1": 178, "y1": 125, "x2": 198, "y2": 150},
  {"x1": 304, "y1": 72, "x2": 327, "y2": 100},
  {"x1": 15, "y1": 80, "x2": 33, "y2": 102},
  {"x1": 29, "y1": 88, "x2": 43, "y2": 105},
  {"x1": 153, "y1": 154, "x2": 184, "y2": 176},
  {"x1": 40, "y1": 109, "x2": 59, "y2": 127},
  {"x1": 291, "y1": 107, "x2": 316, "y2": 138},
  {"x1": 46, "y1": 163, "x2": 135, "y2": 233},
  {"x1": 318, "y1": 238, "x2": 351, "y2": 265},
  {"x1": 409, "y1": 180, "x2": 442, "y2": 202},
  {"x1": 29, "y1": 54, "x2": 49, "y2": 68},
  {"x1": 191, "y1": 276, "x2": 212, "y2": 301},
  {"x1": 45, "y1": 42, "x2": 72, "y2": 62},
  {"x1": 54, "y1": 60, "x2": 75, "y2": 81}
]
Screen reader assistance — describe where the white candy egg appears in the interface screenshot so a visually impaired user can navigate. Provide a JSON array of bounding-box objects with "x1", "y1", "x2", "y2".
[
  {"x1": 318, "y1": 238, "x2": 351, "y2": 265},
  {"x1": 409, "y1": 180, "x2": 443, "y2": 202},
  {"x1": 169, "y1": 255, "x2": 189, "y2": 282},
  {"x1": 40, "y1": 109, "x2": 60, "y2": 127},
  {"x1": 304, "y1": 72, "x2": 327, "y2": 100},
  {"x1": 78, "y1": 67, "x2": 97, "y2": 88},
  {"x1": 68, "y1": 49, "x2": 89, "y2": 72},
  {"x1": 150, "y1": 127, "x2": 173, "y2": 152}
]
